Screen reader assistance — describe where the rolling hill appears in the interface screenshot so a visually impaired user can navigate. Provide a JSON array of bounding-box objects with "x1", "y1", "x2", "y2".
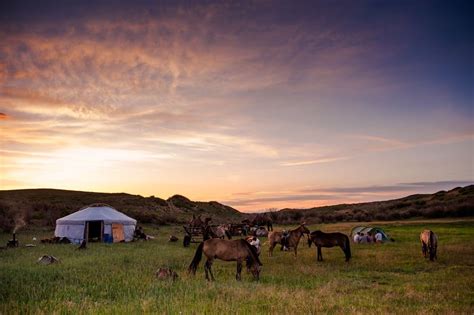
[
  {"x1": 0, "y1": 185, "x2": 472, "y2": 232},
  {"x1": 272, "y1": 185, "x2": 474, "y2": 224},
  {"x1": 0, "y1": 189, "x2": 243, "y2": 232}
]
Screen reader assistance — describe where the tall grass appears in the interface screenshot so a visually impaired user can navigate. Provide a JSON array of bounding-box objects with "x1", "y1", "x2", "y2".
[{"x1": 1, "y1": 220, "x2": 473, "y2": 314}]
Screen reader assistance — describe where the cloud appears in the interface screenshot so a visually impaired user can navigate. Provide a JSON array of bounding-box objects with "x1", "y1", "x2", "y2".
[
  {"x1": 226, "y1": 180, "x2": 473, "y2": 211},
  {"x1": 302, "y1": 180, "x2": 474, "y2": 195},
  {"x1": 280, "y1": 156, "x2": 350, "y2": 166},
  {"x1": 0, "y1": 112, "x2": 8, "y2": 119},
  {"x1": 225, "y1": 194, "x2": 340, "y2": 207}
]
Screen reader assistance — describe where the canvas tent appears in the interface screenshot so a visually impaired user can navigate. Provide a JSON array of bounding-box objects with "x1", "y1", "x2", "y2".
[
  {"x1": 351, "y1": 226, "x2": 391, "y2": 242},
  {"x1": 55, "y1": 204, "x2": 136, "y2": 244}
]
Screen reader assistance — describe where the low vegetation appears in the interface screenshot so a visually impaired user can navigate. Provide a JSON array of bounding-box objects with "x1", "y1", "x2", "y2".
[
  {"x1": 273, "y1": 185, "x2": 474, "y2": 224},
  {"x1": 1, "y1": 219, "x2": 473, "y2": 313},
  {"x1": 0, "y1": 189, "x2": 242, "y2": 231},
  {"x1": 0, "y1": 185, "x2": 472, "y2": 232}
]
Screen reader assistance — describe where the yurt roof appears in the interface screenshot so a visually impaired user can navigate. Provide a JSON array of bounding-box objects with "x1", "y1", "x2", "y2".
[{"x1": 56, "y1": 204, "x2": 136, "y2": 225}]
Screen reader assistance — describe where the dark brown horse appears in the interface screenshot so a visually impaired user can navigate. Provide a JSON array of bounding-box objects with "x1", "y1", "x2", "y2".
[
  {"x1": 308, "y1": 230, "x2": 351, "y2": 262},
  {"x1": 189, "y1": 215, "x2": 212, "y2": 228},
  {"x1": 188, "y1": 238, "x2": 262, "y2": 281},
  {"x1": 251, "y1": 213, "x2": 273, "y2": 231},
  {"x1": 420, "y1": 229, "x2": 438, "y2": 261},
  {"x1": 268, "y1": 224, "x2": 310, "y2": 257}
]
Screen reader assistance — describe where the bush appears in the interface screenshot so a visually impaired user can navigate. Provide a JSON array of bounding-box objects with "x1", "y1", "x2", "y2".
[{"x1": 0, "y1": 202, "x2": 15, "y2": 232}]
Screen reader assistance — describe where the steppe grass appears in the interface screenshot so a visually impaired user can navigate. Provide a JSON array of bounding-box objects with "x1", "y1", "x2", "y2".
[{"x1": 1, "y1": 219, "x2": 473, "y2": 314}]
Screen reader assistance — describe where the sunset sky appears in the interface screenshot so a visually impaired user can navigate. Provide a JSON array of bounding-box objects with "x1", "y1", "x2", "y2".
[{"x1": 1, "y1": 1, "x2": 472, "y2": 211}]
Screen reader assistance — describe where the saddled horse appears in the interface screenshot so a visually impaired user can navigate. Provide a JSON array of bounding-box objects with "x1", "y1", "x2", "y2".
[
  {"x1": 420, "y1": 229, "x2": 438, "y2": 261},
  {"x1": 268, "y1": 224, "x2": 310, "y2": 257},
  {"x1": 308, "y1": 230, "x2": 351, "y2": 262},
  {"x1": 188, "y1": 238, "x2": 262, "y2": 281}
]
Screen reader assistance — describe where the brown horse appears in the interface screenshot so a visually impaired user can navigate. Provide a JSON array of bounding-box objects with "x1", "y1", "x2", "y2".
[
  {"x1": 188, "y1": 238, "x2": 262, "y2": 281},
  {"x1": 252, "y1": 213, "x2": 273, "y2": 231},
  {"x1": 189, "y1": 215, "x2": 212, "y2": 228},
  {"x1": 268, "y1": 224, "x2": 310, "y2": 257},
  {"x1": 420, "y1": 230, "x2": 438, "y2": 261},
  {"x1": 308, "y1": 230, "x2": 351, "y2": 262}
]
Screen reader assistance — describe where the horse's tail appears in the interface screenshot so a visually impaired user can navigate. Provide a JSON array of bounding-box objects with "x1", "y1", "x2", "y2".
[
  {"x1": 343, "y1": 234, "x2": 351, "y2": 261},
  {"x1": 225, "y1": 230, "x2": 232, "y2": 240},
  {"x1": 242, "y1": 240, "x2": 263, "y2": 266},
  {"x1": 188, "y1": 242, "x2": 204, "y2": 274},
  {"x1": 429, "y1": 230, "x2": 436, "y2": 261}
]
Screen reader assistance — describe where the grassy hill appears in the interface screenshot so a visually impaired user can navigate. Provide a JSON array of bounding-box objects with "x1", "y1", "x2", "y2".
[
  {"x1": 0, "y1": 189, "x2": 243, "y2": 232},
  {"x1": 0, "y1": 186, "x2": 472, "y2": 232},
  {"x1": 271, "y1": 185, "x2": 474, "y2": 224}
]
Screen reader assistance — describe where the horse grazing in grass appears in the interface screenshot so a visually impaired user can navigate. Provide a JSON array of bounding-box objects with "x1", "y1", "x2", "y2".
[
  {"x1": 268, "y1": 224, "x2": 310, "y2": 257},
  {"x1": 188, "y1": 238, "x2": 262, "y2": 281},
  {"x1": 308, "y1": 230, "x2": 351, "y2": 262},
  {"x1": 420, "y1": 230, "x2": 438, "y2": 261}
]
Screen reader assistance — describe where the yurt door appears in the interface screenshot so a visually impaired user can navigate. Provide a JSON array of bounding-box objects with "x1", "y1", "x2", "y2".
[
  {"x1": 86, "y1": 221, "x2": 104, "y2": 242},
  {"x1": 112, "y1": 223, "x2": 125, "y2": 242}
]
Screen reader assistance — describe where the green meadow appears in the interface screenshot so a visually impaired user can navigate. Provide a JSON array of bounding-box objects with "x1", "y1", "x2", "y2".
[{"x1": 1, "y1": 219, "x2": 473, "y2": 314}]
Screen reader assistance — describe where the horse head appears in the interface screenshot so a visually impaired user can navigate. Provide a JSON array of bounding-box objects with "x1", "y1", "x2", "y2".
[
  {"x1": 250, "y1": 262, "x2": 261, "y2": 280},
  {"x1": 299, "y1": 222, "x2": 310, "y2": 235}
]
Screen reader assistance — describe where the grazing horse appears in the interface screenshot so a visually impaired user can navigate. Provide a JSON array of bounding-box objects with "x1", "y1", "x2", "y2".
[
  {"x1": 308, "y1": 230, "x2": 351, "y2": 262},
  {"x1": 420, "y1": 230, "x2": 438, "y2": 261},
  {"x1": 188, "y1": 238, "x2": 262, "y2": 281},
  {"x1": 268, "y1": 224, "x2": 310, "y2": 257}
]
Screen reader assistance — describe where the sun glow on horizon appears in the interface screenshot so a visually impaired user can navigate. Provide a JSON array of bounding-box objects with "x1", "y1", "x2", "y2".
[{"x1": 1, "y1": 1, "x2": 472, "y2": 212}]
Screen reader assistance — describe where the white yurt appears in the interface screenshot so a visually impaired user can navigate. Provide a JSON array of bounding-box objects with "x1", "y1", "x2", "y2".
[{"x1": 55, "y1": 204, "x2": 137, "y2": 244}]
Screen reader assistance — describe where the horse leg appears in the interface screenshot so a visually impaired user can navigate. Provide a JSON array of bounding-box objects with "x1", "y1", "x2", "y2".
[
  {"x1": 204, "y1": 259, "x2": 210, "y2": 281},
  {"x1": 269, "y1": 242, "x2": 274, "y2": 257},
  {"x1": 236, "y1": 260, "x2": 242, "y2": 281},
  {"x1": 421, "y1": 242, "x2": 427, "y2": 258},
  {"x1": 340, "y1": 245, "x2": 347, "y2": 261},
  {"x1": 294, "y1": 246, "x2": 298, "y2": 258},
  {"x1": 317, "y1": 246, "x2": 322, "y2": 261},
  {"x1": 205, "y1": 259, "x2": 215, "y2": 281}
]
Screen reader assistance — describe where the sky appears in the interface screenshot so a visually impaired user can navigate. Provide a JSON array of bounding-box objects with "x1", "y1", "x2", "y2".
[{"x1": 0, "y1": 0, "x2": 473, "y2": 212}]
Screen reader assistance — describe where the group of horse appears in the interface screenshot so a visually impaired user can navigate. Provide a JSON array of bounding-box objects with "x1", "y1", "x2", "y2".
[
  {"x1": 186, "y1": 213, "x2": 274, "y2": 242},
  {"x1": 187, "y1": 222, "x2": 439, "y2": 282},
  {"x1": 188, "y1": 223, "x2": 353, "y2": 281}
]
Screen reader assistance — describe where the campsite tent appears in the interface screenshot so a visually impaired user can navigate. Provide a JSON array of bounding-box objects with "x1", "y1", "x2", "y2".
[
  {"x1": 55, "y1": 204, "x2": 136, "y2": 244},
  {"x1": 351, "y1": 226, "x2": 391, "y2": 242}
]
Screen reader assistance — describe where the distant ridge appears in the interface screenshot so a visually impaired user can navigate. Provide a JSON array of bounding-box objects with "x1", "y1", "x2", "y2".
[
  {"x1": 0, "y1": 185, "x2": 472, "y2": 231},
  {"x1": 0, "y1": 188, "x2": 242, "y2": 231},
  {"x1": 270, "y1": 185, "x2": 474, "y2": 224}
]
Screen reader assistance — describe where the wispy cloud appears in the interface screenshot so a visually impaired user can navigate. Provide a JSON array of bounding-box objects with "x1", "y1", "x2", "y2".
[
  {"x1": 1, "y1": 2, "x2": 472, "y2": 209},
  {"x1": 280, "y1": 156, "x2": 350, "y2": 166},
  {"x1": 225, "y1": 180, "x2": 473, "y2": 211}
]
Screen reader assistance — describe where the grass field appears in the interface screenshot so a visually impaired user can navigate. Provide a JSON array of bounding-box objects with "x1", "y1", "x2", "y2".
[{"x1": 1, "y1": 219, "x2": 473, "y2": 314}]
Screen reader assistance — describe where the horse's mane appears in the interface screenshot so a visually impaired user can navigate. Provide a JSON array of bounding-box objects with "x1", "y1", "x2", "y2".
[
  {"x1": 240, "y1": 239, "x2": 262, "y2": 266},
  {"x1": 290, "y1": 224, "x2": 308, "y2": 235}
]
